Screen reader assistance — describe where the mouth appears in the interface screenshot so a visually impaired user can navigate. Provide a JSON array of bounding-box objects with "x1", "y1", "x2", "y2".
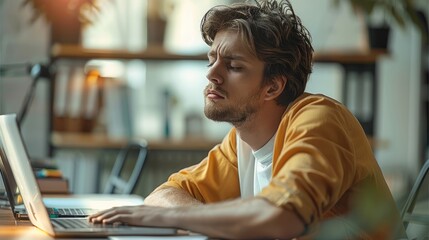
[{"x1": 206, "y1": 89, "x2": 226, "y2": 101}]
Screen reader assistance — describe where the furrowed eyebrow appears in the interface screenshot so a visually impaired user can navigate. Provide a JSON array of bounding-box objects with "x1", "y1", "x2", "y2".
[
  {"x1": 224, "y1": 54, "x2": 246, "y2": 61},
  {"x1": 207, "y1": 51, "x2": 216, "y2": 59},
  {"x1": 207, "y1": 51, "x2": 247, "y2": 62}
]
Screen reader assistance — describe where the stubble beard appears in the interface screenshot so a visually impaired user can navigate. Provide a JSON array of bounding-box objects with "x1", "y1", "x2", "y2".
[{"x1": 204, "y1": 89, "x2": 262, "y2": 127}]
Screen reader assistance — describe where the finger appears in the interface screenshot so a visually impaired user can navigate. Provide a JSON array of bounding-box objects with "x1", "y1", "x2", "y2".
[
  {"x1": 101, "y1": 214, "x2": 132, "y2": 225},
  {"x1": 89, "y1": 208, "x2": 130, "y2": 223},
  {"x1": 88, "y1": 208, "x2": 113, "y2": 221},
  {"x1": 89, "y1": 205, "x2": 140, "y2": 219}
]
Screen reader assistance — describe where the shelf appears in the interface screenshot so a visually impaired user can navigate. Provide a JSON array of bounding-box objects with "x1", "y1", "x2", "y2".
[
  {"x1": 51, "y1": 44, "x2": 208, "y2": 61},
  {"x1": 51, "y1": 132, "x2": 220, "y2": 151},
  {"x1": 314, "y1": 50, "x2": 389, "y2": 64},
  {"x1": 51, "y1": 44, "x2": 388, "y2": 64}
]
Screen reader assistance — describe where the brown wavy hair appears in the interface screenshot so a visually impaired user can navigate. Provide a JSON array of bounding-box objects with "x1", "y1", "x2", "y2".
[{"x1": 201, "y1": 0, "x2": 314, "y2": 106}]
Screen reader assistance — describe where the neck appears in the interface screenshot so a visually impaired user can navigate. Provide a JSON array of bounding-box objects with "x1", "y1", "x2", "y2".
[{"x1": 235, "y1": 103, "x2": 287, "y2": 151}]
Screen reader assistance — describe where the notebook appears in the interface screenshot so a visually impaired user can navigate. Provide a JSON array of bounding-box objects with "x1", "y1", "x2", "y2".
[{"x1": 0, "y1": 114, "x2": 178, "y2": 237}]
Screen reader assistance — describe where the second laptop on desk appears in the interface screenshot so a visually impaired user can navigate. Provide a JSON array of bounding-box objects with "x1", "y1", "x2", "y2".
[{"x1": 0, "y1": 114, "x2": 179, "y2": 237}]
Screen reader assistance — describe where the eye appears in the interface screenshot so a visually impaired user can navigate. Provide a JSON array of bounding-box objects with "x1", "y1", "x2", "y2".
[
  {"x1": 227, "y1": 64, "x2": 243, "y2": 71},
  {"x1": 225, "y1": 59, "x2": 243, "y2": 71},
  {"x1": 207, "y1": 57, "x2": 216, "y2": 67},
  {"x1": 207, "y1": 54, "x2": 217, "y2": 67}
]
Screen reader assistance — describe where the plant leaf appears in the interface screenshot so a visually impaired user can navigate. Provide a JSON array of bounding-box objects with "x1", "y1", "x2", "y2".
[{"x1": 388, "y1": 4, "x2": 406, "y2": 27}]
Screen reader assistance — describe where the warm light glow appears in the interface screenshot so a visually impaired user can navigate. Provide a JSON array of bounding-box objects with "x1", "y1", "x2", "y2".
[
  {"x1": 0, "y1": 226, "x2": 46, "y2": 236},
  {"x1": 85, "y1": 60, "x2": 125, "y2": 79},
  {"x1": 85, "y1": 70, "x2": 100, "y2": 86}
]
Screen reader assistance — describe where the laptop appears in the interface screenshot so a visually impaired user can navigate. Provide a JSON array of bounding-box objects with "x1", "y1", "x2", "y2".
[
  {"x1": 0, "y1": 119, "x2": 145, "y2": 220},
  {"x1": 0, "y1": 114, "x2": 178, "y2": 237},
  {"x1": 0, "y1": 144, "x2": 95, "y2": 219},
  {"x1": 0, "y1": 152, "x2": 144, "y2": 219}
]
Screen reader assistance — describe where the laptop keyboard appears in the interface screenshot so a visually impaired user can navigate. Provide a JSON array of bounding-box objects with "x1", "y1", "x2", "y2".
[
  {"x1": 51, "y1": 218, "x2": 122, "y2": 230},
  {"x1": 47, "y1": 208, "x2": 97, "y2": 217}
]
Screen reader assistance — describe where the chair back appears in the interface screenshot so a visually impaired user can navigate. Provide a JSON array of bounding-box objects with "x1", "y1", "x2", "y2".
[
  {"x1": 401, "y1": 159, "x2": 429, "y2": 239},
  {"x1": 103, "y1": 141, "x2": 148, "y2": 194}
]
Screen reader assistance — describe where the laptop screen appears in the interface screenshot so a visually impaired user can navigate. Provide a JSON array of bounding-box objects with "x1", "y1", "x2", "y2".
[
  {"x1": 0, "y1": 114, "x2": 55, "y2": 234},
  {"x1": 0, "y1": 138, "x2": 24, "y2": 210}
]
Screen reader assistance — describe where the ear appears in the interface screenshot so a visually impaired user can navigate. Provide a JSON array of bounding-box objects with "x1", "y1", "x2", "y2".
[{"x1": 264, "y1": 76, "x2": 287, "y2": 101}]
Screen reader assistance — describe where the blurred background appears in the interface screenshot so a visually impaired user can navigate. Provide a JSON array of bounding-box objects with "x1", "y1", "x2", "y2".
[{"x1": 0, "y1": 0, "x2": 428, "y2": 206}]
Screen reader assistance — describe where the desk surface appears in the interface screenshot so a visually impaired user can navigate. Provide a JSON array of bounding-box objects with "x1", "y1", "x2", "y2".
[
  {"x1": 0, "y1": 208, "x2": 200, "y2": 240},
  {"x1": 0, "y1": 197, "x2": 118, "y2": 240},
  {"x1": 0, "y1": 208, "x2": 54, "y2": 240}
]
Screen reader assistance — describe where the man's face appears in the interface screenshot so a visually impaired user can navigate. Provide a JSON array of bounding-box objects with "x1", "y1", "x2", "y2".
[{"x1": 204, "y1": 30, "x2": 267, "y2": 126}]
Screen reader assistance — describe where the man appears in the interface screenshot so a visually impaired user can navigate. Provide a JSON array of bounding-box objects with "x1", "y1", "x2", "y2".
[{"x1": 90, "y1": 0, "x2": 405, "y2": 239}]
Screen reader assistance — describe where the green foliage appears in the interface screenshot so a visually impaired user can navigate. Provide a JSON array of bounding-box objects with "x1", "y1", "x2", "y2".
[{"x1": 332, "y1": 0, "x2": 423, "y2": 33}]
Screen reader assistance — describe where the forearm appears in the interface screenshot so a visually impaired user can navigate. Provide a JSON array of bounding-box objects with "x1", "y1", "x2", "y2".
[
  {"x1": 162, "y1": 197, "x2": 305, "y2": 239},
  {"x1": 91, "y1": 194, "x2": 304, "y2": 239},
  {"x1": 143, "y1": 186, "x2": 204, "y2": 207}
]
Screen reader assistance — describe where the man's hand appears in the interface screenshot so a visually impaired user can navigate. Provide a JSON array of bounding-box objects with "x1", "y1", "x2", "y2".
[
  {"x1": 87, "y1": 196, "x2": 305, "y2": 239},
  {"x1": 88, "y1": 205, "x2": 171, "y2": 227},
  {"x1": 88, "y1": 186, "x2": 202, "y2": 226}
]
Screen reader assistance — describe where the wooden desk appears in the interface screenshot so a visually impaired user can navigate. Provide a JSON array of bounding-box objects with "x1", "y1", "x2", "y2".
[
  {"x1": 0, "y1": 208, "x2": 199, "y2": 240},
  {"x1": 0, "y1": 225, "x2": 58, "y2": 240},
  {"x1": 0, "y1": 209, "x2": 68, "y2": 240}
]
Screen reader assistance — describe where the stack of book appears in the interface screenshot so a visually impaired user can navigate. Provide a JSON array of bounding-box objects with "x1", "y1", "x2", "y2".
[{"x1": 32, "y1": 161, "x2": 69, "y2": 194}]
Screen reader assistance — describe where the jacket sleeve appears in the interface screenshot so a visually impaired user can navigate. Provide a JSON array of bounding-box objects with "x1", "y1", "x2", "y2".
[
  {"x1": 258, "y1": 97, "x2": 363, "y2": 228},
  {"x1": 159, "y1": 128, "x2": 240, "y2": 203}
]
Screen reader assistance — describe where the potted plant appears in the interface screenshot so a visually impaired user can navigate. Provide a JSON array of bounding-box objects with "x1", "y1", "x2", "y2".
[
  {"x1": 332, "y1": 0, "x2": 424, "y2": 50},
  {"x1": 23, "y1": 0, "x2": 100, "y2": 45},
  {"x1": 147, "y1": 0, "x2": 174, "y2": 47}
]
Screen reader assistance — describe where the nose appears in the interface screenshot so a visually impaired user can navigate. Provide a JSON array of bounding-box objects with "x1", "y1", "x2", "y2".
[{"x1": 206, "y1": 61, "x2": 224, "y2": 85}]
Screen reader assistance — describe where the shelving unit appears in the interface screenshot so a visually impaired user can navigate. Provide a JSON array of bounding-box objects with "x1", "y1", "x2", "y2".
[
  {"x1": 48, "y1": 44, "x2": 212, "y2": 152},
  {"x1": 49, "y1": 44, "x2": 213, "y2": 194},
  {"x1": 49, "y1": 44, "x2": 388, "y2": 149},
  {"x1": 48, "y1": 44, "x2": 388, "y2": 194}
]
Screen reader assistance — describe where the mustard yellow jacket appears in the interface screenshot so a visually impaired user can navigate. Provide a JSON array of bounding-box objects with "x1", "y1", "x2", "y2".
[{"x1": 160, "y1": 93, "x2": 405, "y2": 239}]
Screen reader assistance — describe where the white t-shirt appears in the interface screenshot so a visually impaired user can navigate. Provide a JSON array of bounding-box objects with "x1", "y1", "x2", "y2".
[{"x1": 237, "y1": 133, "x2": 275, "y2": 198}]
